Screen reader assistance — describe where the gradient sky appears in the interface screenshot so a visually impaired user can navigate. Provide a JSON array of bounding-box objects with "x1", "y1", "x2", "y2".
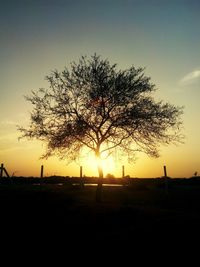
[{"x1": 0, "y1": 0, "x2": 200, "y2": 178}]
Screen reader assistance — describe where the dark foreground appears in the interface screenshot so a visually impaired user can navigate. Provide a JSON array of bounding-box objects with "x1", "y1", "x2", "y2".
[{"x1": 1, "y1": 178, "x2": 200, "y2": 253}]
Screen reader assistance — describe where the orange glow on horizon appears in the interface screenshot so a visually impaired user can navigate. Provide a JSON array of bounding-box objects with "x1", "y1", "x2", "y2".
[{"x1": 0, "y1": 127, "x2": 199, "y2": 179}]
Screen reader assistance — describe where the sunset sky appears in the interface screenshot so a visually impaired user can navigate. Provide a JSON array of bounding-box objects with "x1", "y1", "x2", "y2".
[{"x1": 0, "y1": 0, "x2": 199, "y2": 178}]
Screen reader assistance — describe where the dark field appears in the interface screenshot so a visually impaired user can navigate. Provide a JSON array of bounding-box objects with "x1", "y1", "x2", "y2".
[{"x1": 1, "y1": 177, "x2": 200, "y2": 251}]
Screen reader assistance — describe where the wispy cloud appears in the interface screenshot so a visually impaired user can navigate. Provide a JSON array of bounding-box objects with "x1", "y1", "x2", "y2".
[{"x1": 180, "y1": 69, "x2": 200, "y2": 85}]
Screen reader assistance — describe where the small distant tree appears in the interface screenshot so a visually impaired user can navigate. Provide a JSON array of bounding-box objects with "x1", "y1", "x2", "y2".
[
  {"x1": 105, "y1": 173, "x2": 115, "y2": 179},
  {"x1": 18, "y1": 54, "x2": 183, "y2": 201}
]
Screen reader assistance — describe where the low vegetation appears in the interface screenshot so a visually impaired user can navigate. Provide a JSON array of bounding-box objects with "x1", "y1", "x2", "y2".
[{"x1": 1, "y1": 177, "x2": 200, "y2": 245}]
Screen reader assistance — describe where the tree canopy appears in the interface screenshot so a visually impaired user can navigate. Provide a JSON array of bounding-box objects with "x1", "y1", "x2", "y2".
[{"x1": 19, "y1": 54, "x2": 183, "y2": 175}]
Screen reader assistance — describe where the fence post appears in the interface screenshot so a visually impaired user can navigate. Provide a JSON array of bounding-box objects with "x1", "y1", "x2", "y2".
[
  {"x1": 0, "y1": 164, "x2": 10, "y2": 178},
  {"x1": 164, "y1": 165, "x2": 167, "y2": 177},
  {"x1": 122, "y1": 165, "x2": 125, "y2": 178},
  {"x1": 80, "y1": 166, "x2": 84, "y2": 188},
  {"x1": 164, "y1": 165, "x2": 168, "y2": 194},
  {"x1": 0, "y1": 163, "x2": 3, "y2": 177},
  {"x1": 40, "y1": 165, "x2": 44, "y2": 178},
  {"x1": 122, "y1": 165, "x2": 126, "y2": 186},
  {"x1": 3, "y1": 167, "x2": 10, "y2": 178}
]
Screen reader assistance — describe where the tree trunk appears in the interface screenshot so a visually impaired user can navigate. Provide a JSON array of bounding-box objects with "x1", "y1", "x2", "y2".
[{"x1": 95, "y1": 153, "x2": 104, "y2": 202}]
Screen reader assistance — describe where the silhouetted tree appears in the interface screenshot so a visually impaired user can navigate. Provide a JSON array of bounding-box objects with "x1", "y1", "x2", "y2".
[{"x1": 18, "y1": 54, "x2": 183, "y2": 202}]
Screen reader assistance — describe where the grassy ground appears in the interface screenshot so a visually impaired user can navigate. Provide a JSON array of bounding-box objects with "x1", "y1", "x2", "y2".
[{"x1": 1, "y1": 179, "x2": 200, "y2": 251}]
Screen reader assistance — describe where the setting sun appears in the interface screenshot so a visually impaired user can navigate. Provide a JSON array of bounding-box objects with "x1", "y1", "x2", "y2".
[{"x1": 83, "y1": 152, "x2": 116, "y2": 178}]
